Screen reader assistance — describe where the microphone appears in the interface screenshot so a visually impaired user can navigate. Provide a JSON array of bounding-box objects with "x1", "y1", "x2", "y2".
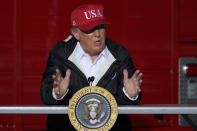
[{"x1": 88, "y1": 76, "x2": 95, "y2": 86}]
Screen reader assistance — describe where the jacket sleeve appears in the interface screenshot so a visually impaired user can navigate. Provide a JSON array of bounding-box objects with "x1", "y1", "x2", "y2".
[
  {"x1": 40, "y1": 48, "x2": 71, "y2": 105},
  {"x1": 115, "y1": 53, "x2": 142, "y2": 105}
]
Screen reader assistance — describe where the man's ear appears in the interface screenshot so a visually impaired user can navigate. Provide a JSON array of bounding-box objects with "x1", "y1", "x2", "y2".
[{"x1": 71, "y1": 28, "x2": 80, "y2": 40}]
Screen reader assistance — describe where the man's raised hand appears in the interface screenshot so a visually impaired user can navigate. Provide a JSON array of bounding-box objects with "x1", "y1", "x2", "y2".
[
  {"x1": 123, "y1": 69, "x2": 142, "y2": 98},
  {"x1": 52, "y1": 69, "x2": 71, "y2": 99}
]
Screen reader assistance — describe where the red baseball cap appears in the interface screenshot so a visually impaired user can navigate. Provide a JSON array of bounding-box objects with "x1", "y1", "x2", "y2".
[{"x1": 71, "y1": 4, "x2": 109, "y2": 31}]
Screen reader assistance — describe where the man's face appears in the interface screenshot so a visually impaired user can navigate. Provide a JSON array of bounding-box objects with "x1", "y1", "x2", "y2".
[{"x1": 75, "y1": 25, "x2": 106, "y2": 56}]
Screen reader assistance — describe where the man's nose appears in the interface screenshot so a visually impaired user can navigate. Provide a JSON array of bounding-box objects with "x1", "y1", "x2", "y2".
[{"x1": 94, "y1": 29, "x2": 101, "y2": 37}]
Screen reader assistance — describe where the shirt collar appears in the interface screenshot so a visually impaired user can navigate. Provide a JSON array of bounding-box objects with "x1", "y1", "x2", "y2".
[
  {"x1": 76, "y1": 41, "x2": 109, "y2": 63},
  {"x1": 75, "y1": 41, "x2": 85, "y2": 62}
]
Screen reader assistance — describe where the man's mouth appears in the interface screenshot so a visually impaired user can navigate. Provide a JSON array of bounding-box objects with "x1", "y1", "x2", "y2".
[{"x1": 95, "y1": 40, "x2": 101, "y2": 45}]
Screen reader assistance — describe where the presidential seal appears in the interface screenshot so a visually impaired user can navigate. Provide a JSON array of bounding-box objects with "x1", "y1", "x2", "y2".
[{"x1": 68, "y1": 86, "x2": 118, "y2": 131}]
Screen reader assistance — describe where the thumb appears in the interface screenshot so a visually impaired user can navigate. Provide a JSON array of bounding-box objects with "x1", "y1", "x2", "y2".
[
  {"x1": 65, "y1": 69, "x2": 71, "y2": 80},
  {"x1": 123, "y1": 69, "x2": 128, "y2": 80}
]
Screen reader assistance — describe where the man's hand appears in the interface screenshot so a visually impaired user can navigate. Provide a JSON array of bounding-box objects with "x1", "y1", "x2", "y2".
[
  {"x1": 52, "y1": 69, "x2": 71, "y2": 99},
  {"x1": 123, "y1": 69, "x2": 143, "y2": 98}
]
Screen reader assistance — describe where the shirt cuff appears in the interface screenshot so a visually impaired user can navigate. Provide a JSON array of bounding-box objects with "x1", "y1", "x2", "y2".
[
  {"x1": 123, "y1": 87, "x2": 139, "y2": 101},
  {"x1": 52, "y1": 88, "x2": 69, "y2": 100}
]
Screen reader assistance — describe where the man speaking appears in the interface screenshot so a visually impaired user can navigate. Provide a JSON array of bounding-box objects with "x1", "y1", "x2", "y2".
[{"x1": 40, "y1": 4, "x2": 142, "y2": 131}]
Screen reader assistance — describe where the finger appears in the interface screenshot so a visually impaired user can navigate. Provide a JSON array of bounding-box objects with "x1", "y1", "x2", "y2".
[
  {"x1": 133, "y1": 70, "x2": 140, "y2": 78},
  {"x1": 65, "y1": 69, "x2": 71, "y2": 80},
  {"x1": 56, "y1": 69, "x2": 61, "y2": 76},
  {"x1": 139, "y1": 80, "x2": 143, "y2": 86},
  {"x1": 135, "y1": 84, "x2": 141, "y2": 92},
  {"x1": 56, "y1": 69, "x2": 62, "y2": 81},
  {"x1": 123, "y1": 69, "x2": 129, "y2": 80},
  {"x1": 53, "y1": 80, "x2": 58, "y2": 87},
  {"x1": 136, "y1": 73, "x2": 143, "y2": 81},
  {"x1": 52, "y1": 74, "x2": 56, "y2": 79},
  {"x1": 56, "y1": 69, "x2": 60, "y2": 73}
]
